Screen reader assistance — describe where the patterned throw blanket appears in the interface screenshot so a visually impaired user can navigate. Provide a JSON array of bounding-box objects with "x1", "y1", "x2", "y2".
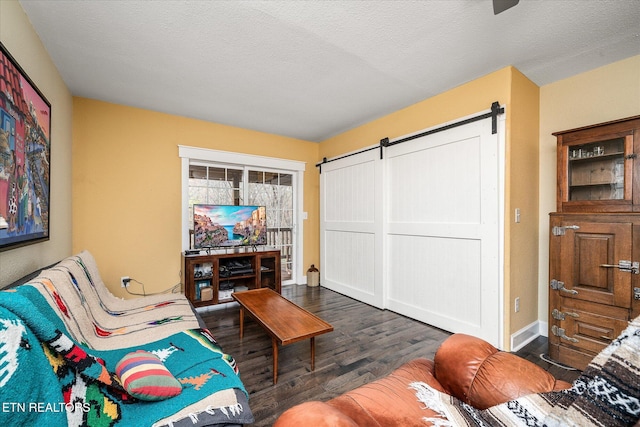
[
  {"x1": 411, "y1": 316, "x2": 640, "y2": 427},
  {"x1": 65, "y1": 251, "x2": 196, "y2": 319},
  {"x1": 32, "y1": 251, "x2": 203, "y2": 350},
  {"x1": 0, "y1": 285, "x2": 250, "y2": 426}
]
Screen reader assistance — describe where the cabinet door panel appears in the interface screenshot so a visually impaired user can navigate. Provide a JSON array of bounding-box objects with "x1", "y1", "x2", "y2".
[{"x1": 560, "y1": 221, "x2": 632, "y2": 308}]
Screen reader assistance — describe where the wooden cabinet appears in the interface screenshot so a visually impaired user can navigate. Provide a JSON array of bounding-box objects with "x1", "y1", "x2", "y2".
[
  {"x1": 554, "y1": 116, "x2": 640, "y2": 213},
  {"x1": 548, "y1": 213, "x2": 640, "y2": 370},
  {"x1": 550, "y1": 115, "x2": 640, "y2": 370},
  {"x1": 182, "y1": 250, "x2": 281, "y2": 308}
]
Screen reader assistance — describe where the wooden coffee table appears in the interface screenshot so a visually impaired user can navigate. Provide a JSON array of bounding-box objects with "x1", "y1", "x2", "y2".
[{"x1": 232, "y1": 288, "x2": 333, "y2": 384}]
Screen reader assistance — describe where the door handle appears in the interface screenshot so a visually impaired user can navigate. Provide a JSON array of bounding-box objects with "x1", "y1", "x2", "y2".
[
  {"x1": 551, "y1": 308, "x2": 579, "y2": 320},
  {"x1": 552, "y1": 225, "x2": 580, "y2": 236},
  {"x1": 550, "y1": 279, "x2": 578, "y2": 295},
  {"x1": 599, "y1": 260, "x2": 639, "y2": 274},
  {"x1": 551, "y1": 325, "x2": 579, "y2": 343}
]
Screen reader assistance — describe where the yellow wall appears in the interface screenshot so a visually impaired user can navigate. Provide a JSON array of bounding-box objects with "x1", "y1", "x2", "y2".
[
  {"x1": 321, "y1": 68, "x2": 511, "y2": 159},
  {"x1": 72, "y1": 98, "x2": 319, "y2": 297},
  {"x1": 538, "y1": 55, "x2": 640, "y2": 322},
  {"x1": 0, "y1": 0, "x2": 73, "y2": 287},
  {"x1": 508, "y1": 69, "x2": 540, "y2": 337}
]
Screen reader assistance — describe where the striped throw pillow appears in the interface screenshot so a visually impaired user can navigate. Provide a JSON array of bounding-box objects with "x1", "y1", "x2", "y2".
[{"x1": 115, "y1": 350, "x2": 182, "y2": 401}]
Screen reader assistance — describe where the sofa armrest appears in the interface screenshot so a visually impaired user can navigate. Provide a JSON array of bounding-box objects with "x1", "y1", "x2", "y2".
[
  {"x1": 434, "y1": 334, "x2": 569, "y2": 409},
  {"x1": 275, "y1": 358, "x2": 446, "y2": 427},
  {"x1": 273, "y1": 401, "x2": 359, "y2": 427}
]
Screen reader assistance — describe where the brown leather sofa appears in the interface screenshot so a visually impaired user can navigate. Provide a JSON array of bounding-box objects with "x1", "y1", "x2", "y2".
[{"x1": 274, "y1": 333, "x2": 572, "y2": 427}]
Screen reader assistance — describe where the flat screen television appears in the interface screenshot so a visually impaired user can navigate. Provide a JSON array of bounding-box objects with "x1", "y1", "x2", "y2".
[{"x1": 193, "y1": 204, "x2": 267, "y2": 249}]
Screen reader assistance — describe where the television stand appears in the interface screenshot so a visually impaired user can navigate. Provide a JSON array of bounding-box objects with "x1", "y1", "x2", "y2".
[{"x1": 181, "y1": 249, "x2": 281, "y2": 307}]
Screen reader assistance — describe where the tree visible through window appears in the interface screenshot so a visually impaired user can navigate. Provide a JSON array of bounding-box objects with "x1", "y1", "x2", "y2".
[
  {"x1": 188, "y1": 164, "x2": 293, "y2": 281},
  {"x1": 248, "y1": 170, "x2": 293, "y2": 281}
]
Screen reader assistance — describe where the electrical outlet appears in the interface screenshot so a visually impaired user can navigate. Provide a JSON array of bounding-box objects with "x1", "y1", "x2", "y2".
[
  {"x1": 515, "y1": 297, "x2": 520, "y2": 313},
  {"x1": 121, "y1": 276, "x2": 130, "y2": 287}
]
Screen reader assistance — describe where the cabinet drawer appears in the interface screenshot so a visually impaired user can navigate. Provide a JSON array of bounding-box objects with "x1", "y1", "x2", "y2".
[{"x1": 554, "y1": 299, "x2": 629, "y2": 356}]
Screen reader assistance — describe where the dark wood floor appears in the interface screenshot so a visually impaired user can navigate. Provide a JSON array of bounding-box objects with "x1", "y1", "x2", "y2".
[{"x1": 200, "y1": 285, "x2": 581, "y2": 427}]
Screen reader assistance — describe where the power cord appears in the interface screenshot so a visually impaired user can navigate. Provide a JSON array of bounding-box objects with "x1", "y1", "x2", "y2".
[
  {"x1": 539, "y1": 353, "x2": 579, "y2": 371},
  {"x1": 124, "y1": 278, "x2": 182, "y2": 297}
]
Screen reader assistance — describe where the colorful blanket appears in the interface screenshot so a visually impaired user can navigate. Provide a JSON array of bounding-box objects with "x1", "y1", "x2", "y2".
[
  {"x1": 410, "y1": 316, "x2": 640, "y2": 427},
  {"x1": 28, "y1": 252, "x2": 201, "y2": 350},
  {"x1": 0, "y1": 286, "x2": 252, "y2": 426},
  {"x1": 69, "y1": 251, "x2": 195, "y2": 316}
]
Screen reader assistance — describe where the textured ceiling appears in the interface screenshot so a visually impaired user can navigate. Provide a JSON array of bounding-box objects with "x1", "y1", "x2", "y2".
[{"x1": 18, "y1": 0, "x2": 640, "y2": 142}]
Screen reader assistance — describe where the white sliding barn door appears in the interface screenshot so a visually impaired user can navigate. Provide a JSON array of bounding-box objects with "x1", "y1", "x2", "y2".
[
  {"x1": 385, "y1": 117, "x2": 503, "y2": 346},
  {"x1": 320, "y1": 149, "x2": 384, "y2": 308},
  {"x1": 319, "y1": 111, "x2": 504, "y2": 347}
]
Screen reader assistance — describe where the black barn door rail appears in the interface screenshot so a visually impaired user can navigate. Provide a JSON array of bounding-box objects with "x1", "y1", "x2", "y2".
[
  {"x1": 315, "y1": 145, "x2": 381, "y2": 174},
  {"x1": 317, "y1": 102, "x2": 503, "y2": 173}
]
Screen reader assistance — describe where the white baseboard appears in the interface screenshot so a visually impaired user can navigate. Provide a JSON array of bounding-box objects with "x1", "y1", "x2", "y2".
[{"x1": 511, "y1": 320, "x2": 542, "y2": 352}]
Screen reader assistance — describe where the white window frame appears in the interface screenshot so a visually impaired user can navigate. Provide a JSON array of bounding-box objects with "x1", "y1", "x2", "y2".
[{"x1": 179, "y1": 145, "x2": 306, "y2": 285}]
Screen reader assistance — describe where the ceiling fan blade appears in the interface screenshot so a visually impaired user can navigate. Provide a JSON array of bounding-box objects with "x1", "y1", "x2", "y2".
[{"x1": 493, "y1": 0, "x2": 519, "y2": 15}]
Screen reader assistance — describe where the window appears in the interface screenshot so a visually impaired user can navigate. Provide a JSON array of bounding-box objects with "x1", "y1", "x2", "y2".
[
  {"x1": 188, "y1": 165, "x2": 243, "y2": 220},
  {"x1": 180, "y1": 146, "x2": 305, "y2": 285},
  {"x1": 248, "y1": 171, "x2": 294, "y2": 280}
]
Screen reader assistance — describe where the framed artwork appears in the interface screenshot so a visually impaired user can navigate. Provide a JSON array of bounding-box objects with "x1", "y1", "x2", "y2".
[{"x1": 0, "y1": 42, "x2": 51, "y2": 251}]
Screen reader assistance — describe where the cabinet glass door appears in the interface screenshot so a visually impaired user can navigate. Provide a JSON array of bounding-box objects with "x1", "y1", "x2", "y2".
[{"x1": 568, "y1": 137, "x2": 626, "y2": 201}]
